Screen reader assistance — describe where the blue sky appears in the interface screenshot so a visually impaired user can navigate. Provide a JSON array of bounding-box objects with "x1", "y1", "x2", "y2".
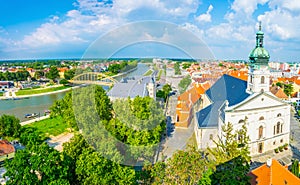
[{"x1": 0, "y1": 0, "x2": 300, "y2": 62}]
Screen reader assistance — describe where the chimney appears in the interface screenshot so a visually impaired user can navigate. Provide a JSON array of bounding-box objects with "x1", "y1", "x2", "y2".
[{"x1": 266, "y1": 158, "x2": 272, "y2": 167}]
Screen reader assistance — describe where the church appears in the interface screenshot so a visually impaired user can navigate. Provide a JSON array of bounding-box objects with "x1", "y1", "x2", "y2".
[{"x1": 194, "y1": 23, "x2": 291, "y2": 156}]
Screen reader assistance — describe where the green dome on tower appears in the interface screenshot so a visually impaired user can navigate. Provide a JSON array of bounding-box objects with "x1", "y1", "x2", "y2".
[{"x1": 249, "y1": 22, "x2": 270, "y2": 67}]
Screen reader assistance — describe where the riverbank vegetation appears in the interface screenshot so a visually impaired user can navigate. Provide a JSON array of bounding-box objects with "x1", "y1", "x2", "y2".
[
  {"x1": 105, "y1": 60, "x2": 138, "y2": 76},
  {"x1": 0, "y1": 71, "x2": 30, "y2": 81},
  {"x1": 23, "y1": 116, "x2": 68, "y2": 138},
  {"x1": 16, "y1": 85, "x2": 71, "y2": 96}
]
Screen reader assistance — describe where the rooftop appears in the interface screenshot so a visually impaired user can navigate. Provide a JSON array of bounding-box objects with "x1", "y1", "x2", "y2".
[
  {"x1": 0, "y1": 140, "x2": 15, "y2": 156},
  {"x1": 196, "y1": 74, "x2": 250, "y2": 128},
  {"x1": 248, "y1": 159, "x2": 300, "y2": 185}
]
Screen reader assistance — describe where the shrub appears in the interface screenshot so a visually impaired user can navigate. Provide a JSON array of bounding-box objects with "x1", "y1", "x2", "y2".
[
  {"x1": 275, "y1": 148, "x2": 279, "y2": 153},
  {"x1": 284, "y1": 143, "x2": 288, "y2": 150},
  {"x1": 279, "y1": 146, "x2": 284, "y2": 152}
]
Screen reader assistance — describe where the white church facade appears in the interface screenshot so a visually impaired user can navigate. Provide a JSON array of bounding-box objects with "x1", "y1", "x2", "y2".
[{"x1": 194, "y1": 23, "x2": 290, "y2": 156}]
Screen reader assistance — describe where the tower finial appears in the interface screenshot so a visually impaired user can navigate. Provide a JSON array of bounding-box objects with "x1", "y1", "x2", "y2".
[{"x1": 259, "y1": 21, "x2": 262, "y2": 31}]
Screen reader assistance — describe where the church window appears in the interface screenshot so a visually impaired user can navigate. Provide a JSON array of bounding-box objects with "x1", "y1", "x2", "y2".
[
  {"x1": 277, "y1": 113, "x2": 282, "y2": 117},
  {"x1": 276, "y1": 122, "x2": 282, "y2": 134},
  {"x1": 281, "y1": 124, "x2": 283, "y2": 133},
  {"x1": 238, "y1": 119, "x2": 244, "y2": 124},
  {"x1": 273, "y1": 126, "x2": 276, "y2": 135},
  {"x1": 261, "y1": 76, "x2": 265, "y2": 84},
  {"x1": 250, "y1": 76, "x2": 253, "y2": 83},
  {"x1": 259, "y1": 116, "x2": 264, "y2": 121},
  {"x1": 280, "y1": 139, "x2": 283, "y2": 143},
  {"x1": 258, "y1": 126, "x2": 263, "y2": 139},
  {"x1": 258, "y1": 143, "x2": 263, "y2": 153}
]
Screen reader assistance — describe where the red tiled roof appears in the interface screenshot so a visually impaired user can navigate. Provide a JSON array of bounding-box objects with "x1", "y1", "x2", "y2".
[
  {"x1": 0, "y1": 140, "x2": 15, "y2": 156},
  {"x1": 270, "y1": 86, "x2": 288, "y2": 99},
  {"x1": 248, "y1": 159, "x2": 300, "y2": 185}
]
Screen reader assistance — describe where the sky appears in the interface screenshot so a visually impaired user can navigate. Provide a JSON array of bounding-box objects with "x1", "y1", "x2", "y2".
[{"x1": 0, "y1": 0, "x2": 300, "y2": 62}]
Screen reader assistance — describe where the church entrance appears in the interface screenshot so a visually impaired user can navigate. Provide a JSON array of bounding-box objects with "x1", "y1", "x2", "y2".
[{"x1": 258, "y1": 142, "x2": 264, "y2": 153}]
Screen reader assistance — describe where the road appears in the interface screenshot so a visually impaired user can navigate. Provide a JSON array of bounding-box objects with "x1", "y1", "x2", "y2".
[{"x1": 289, "y1": 108, "x2": 300, "y2": 158}]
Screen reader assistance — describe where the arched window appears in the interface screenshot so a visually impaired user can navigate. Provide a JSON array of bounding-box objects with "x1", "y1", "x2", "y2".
[
  {"x1": 258, "y1": 126, "x2": 263, "y2": 139},
  {"x1": 277, "y1": 113, "x2": 282, "y2": 117},
  {"x1": 276, "y1": 122, "x2": 281, "y2": 134},
  {"x1": 259, "y1": 116, "x2": 264, "y2": 121},
  {"x1": 261, "y1": 76, "x2": 265, "y2": 84}
]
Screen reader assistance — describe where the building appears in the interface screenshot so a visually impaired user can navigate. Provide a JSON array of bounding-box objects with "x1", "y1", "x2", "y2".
[
  {"x1": 0, "y1": 81, "x2": 14, "y2": 92},
  {"x1": 194, "y1": 23, "x2": 290, "y2": 156},
  {"x1": 175, "y1": 82, "x2": 210, "y2": 128},
  {"x1": 0, "y1": 140, "x2": 15, "y2": 158},
  {"x1": 107, "y1": 75, "x2": 156, "y2": 100},
  {"x1": 248, "y1": 159, "x2": 300, "y2": 185}
]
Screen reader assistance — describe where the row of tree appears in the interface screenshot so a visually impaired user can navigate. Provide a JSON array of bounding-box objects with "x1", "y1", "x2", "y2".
[{"x1": 0, "y1": 71, "x2": 30, "y2": 81}]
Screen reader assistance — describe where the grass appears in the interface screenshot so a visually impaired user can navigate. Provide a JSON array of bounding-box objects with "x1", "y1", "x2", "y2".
[
  {"x1": 143, "y1": 69, "x2": 153, "y2": 76},
  {"x1": 0, "y1": 92, "x2": 3, "y2": 96},
  {"x1": 156, "y1": 69, "x2": 163, "y2": 81},
  {"x1": 23, "y1": 116, "x2": 69, "y2": 137},
  {"x1": 16, "y1": 85, "x2": 71, "y2": 96}
]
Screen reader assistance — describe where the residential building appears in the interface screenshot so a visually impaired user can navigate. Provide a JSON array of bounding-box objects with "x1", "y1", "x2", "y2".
[
  {"x1": 0, "y1": 140, "x2": 15, "y2": 158},
  {"x1": 0, "y1": 81, "x2": 14, "y2": 92},
  {"x1": 175, "y1": 82, "x2": 210, "y2": 128}
]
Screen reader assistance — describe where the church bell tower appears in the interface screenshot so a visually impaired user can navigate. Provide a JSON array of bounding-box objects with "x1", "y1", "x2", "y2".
[{"x1": 247, "y1": 22, "x2": 271, "y2": 93}]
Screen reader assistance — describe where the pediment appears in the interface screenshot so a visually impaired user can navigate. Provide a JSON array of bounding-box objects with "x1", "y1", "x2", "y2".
[{"x1": 230, "y1": 92, "x2": 287, "y2": 112}]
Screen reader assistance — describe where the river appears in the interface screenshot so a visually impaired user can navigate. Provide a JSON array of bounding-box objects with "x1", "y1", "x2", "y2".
[{"x1": 0, "y1": 63, "x2": 150, "y2": 121}]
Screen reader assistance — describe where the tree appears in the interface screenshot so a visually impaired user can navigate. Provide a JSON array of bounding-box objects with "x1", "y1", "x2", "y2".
[
  {"x1": 146, "y1": 146, "x2": 209, "y2": 185},
  {"x1": 4, "y1": 143, "x2": 70, "y2": 185},
  {"x1": 34, "y1": 71, "x2": 45, "y2": 79},
  {"x1": 174, "y1": 62, "x2": 181, "y2": 75},
  {"x1": 62, "y1": 134, "x2": 91, "y2": 184},
  {"x1": 182, "y1": 62, "x2": 192, "y2": 69},
  {"x1": 46, "y1": 66, "x2": 59, "y2": 81},
  {"x1": 291, "y1": 159, "x2": 299, "y2": 177},
  {"x1": 94, "y1": 85, "x2": 113, "y2": 121},
  {"x1": 64, "y1": 69, "x2": 76, "y2": 80},
  {"x1": 208, "y1": 121, "x2": 251, "y2": 185},
  {"x1": 62, "y1": 134, "x2": 136, "y2": 185},
  {"x1": 276, "y1": 82, "x2": 294, "y2": 97},
  {"x1": 178, "y1": 75, "x2": 191, "y2": 94},
  {"x1": 50, "y1": 92, "x2": 77, "y2": 130},
  {"x1": 60, "y1": 79, "x2": 69, "y2": 85},
  {"x1": 0, "y1": 114, "x2": 21, "y2": 138},
  {"x1": 19, "y1": 127, "x2": 44, "y2": 147},
  {"x1": 161, "y1": 84, "x2": 172, "y2": 99}
]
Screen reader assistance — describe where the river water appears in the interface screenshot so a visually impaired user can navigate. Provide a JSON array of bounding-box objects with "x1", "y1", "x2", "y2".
[{"x1": 0, "y1": 63, "x2": 149, "y2": 121}]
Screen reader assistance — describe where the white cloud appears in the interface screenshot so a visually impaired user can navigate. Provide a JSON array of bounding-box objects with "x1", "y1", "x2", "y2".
[
  {"x1": 1, "y1": 0, "x2": 300, "y2": 61},
  {"x1": 11, "y1": 0, "x2": 200, "y2": 53},
  {"x1": 231, "y1": 0, "x2": 268, "y2": 16},
  {"x1": 258, "y1": 8, "x2": 300, "y2": 40},
  {"x1": 196, "y1": 5, "x2": 213, "y2": 23},
  {"x1": 269, "y1": 0, "x2": 300, "y2": 12}
]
